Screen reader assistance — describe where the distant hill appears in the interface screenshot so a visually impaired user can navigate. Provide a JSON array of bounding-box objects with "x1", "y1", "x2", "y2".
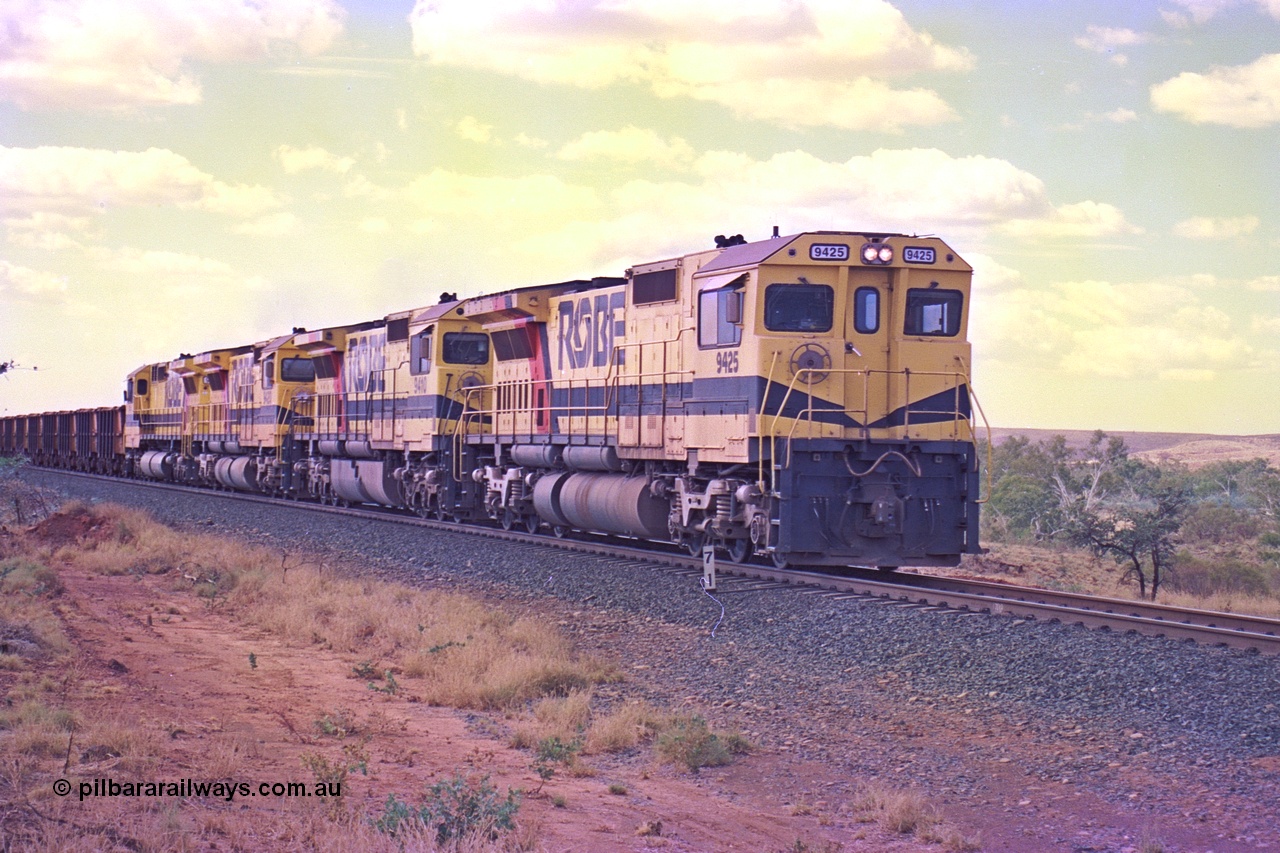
[{"x1": 989, "y1": 428, "x2": 1280, "y2": 469}]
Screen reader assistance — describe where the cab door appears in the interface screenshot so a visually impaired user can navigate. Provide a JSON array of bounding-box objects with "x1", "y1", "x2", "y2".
[{"x1": 844, "y1": 267, "x2": 893, "y2": 436}]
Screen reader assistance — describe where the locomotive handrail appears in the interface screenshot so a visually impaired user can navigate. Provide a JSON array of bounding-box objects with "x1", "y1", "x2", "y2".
[
  {"x1": 610, "y1": 324, "x2": 693, "y2": 449},
  {"x1": 964, "y1": 382, "x2": 993, "y2": 504},
  {"x1": 759, "y1": 349, "x2": 782, "y2": 492}
]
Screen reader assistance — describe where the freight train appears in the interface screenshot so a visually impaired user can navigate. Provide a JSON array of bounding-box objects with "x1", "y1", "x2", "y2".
[{"x1": 1, "y1": 231, "x2": 984, "y2": 569}]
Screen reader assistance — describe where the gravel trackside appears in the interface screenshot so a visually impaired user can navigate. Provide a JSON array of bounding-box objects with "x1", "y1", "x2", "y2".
[{"x1": 25, "y1": 469, "x2": 1280, "y2": 852}]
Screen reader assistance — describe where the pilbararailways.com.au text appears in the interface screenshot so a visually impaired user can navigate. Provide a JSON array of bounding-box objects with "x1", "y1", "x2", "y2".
[{"x1": 57, "y1": 777, "x2": 342, "y2": 802}]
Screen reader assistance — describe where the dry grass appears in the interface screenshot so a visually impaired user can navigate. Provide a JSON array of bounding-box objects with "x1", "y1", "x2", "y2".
[
  {"x1": 851, "y1": 784, "x2": 980, "y2": 849},
  {"x1": 866, "y1": 787, "x2": 937, "y2": 834},
  {"x1": 1153, "y1": 588, "x2": 1280, "y2": 619},
  {"x1": 2, "y1": 499, "x2": 762, "y2": 850},
  {"x1": 37, "y1": 501, "x2": 621, "y2": 713},
  {"x1": 584, "y1": 701, "x2": 667, "y2": 754},
  {"x1": 510, "y1": 689, "x2": 594, "y2": 749},
  {"x1": 0, "y1": 501, "x2": 616, "y2": 849},
  {"x1": 0, "y1": 558, "x2": 162, "y2": 808},
  {"x1": 958, "y1": 540, "x2": 1280, "y2": 617}
]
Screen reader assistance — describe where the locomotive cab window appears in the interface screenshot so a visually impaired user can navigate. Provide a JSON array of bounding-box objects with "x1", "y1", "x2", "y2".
[
  {"x1": 698, "y1": 285, "x2": 744, "y2": 348},
  {"x1": 904, "y1": 289, "x2": 963, "y2": 337},
  {"x1": 410, "y1": 328, "x2": 433, "y2": 375},
  {"x1": 765, "y1": 283, "x2": 833, "y2": 333},
  {"x1": 280, "y1": 357, "x2": 315, "y2": 383},
  {"x1": 135, "y1": 379, "x2": 148, "y2": 398},
  {"x1": 262, "y1": 355, "x2": 275, "y2": 389},
  {"x1": 854, "y1": 287, "x2": 880, "y2": 334},
  {"x1": 443, "y1": 332, "x2": 490, "y2": 365}
]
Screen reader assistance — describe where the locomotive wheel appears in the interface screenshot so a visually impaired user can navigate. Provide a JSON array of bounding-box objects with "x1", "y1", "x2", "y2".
[
  {"x1": 727, "y1": 538, "x2": 751, "y2": 563},
  {"x1": 684, "y1": 532, "x2": 705, "y2": 557},
  {"x1": 552, "y1": 525, "x2": 567, "y2": 539},
  {"x1": 770, "y1": 550, "x2": 790, "y2": 570},
  {"x1": 500, "y1": 511, "x2": 516, "y2": 531},
  {"x1": 524, "y1": 515, "x2": 540, "y2": 534}
]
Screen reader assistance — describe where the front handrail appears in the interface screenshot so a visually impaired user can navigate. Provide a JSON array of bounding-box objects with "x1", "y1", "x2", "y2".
[{"x1": 762, "y1": 367, "x2": 976, "y2": 473}]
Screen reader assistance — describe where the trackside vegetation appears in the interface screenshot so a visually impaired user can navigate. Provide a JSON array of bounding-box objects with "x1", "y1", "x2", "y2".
[
  {"x1": 982, "y1": 431, "x2": 1280, "y2": 604},
  {"x1": 1, "y1": 489, "x2": 757, "y2": 850}
]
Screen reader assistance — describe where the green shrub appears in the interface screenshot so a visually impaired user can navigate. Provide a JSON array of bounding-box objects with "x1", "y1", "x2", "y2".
[
  {"x1": 1180, "y1": 504, "x2": 1261, "y2": 545},
  {"x1": 1167, "y1": 551, "x2": 1276, "y2": 597},
  {"x1": 530, "y1": 734, "x2": 582, "y2": 790},
  {"x1": 372, "y1": 772, "x2": 521, "y2": 843}
]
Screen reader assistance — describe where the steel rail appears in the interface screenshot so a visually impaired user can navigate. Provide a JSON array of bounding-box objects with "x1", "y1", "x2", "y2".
[{"x1": 22, "y1": 467, "x2": 1280, "y2": 655}]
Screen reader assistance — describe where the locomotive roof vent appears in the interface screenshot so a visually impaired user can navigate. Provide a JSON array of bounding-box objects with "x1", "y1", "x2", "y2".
[{"x1": 714, "y1": 233, "x2": 747, "y2": 248}]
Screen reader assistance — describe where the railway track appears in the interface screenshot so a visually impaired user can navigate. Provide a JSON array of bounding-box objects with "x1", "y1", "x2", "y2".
[{"x1": 23, "y1": 466, "x2": 1280, "y2": 655}]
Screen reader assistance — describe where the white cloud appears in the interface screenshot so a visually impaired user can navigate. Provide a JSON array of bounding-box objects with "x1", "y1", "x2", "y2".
[
  {"x1": 1173, "y1": 215, "x2": 1260, "y2": 239},
  {"x1": 1161, "y1": 0, "x2": 1280, "y2": 25},
  {"x1": 353, "y1": 146, "x2": 1137, "y2": 275},
  {"x1": 275, "y1": 144, "x2": 354, "y2": 174},
  {"x1": 455, "y1": 116, "x2": 495, "y2": 144},
  {"x1": 968, "y1": 253, "x2": 1025, "y2": 294},
  {"x1": 1104, "y1": 108, "x2": 1139, "y2": 123},
  {"x1": 1000, "y1": 200, "x2": 1141, "y2": 239},
  {"x1": 94, "y1": 246, "x2": 241, "y2": 278},
  {"x1": 1248, "y1": 275, "x2": 1280, "y2": 291},
  {"x1": 4, "y1": 211, "x2": 94, "y2": 250},
  {"x1": 233, "y1": 212, "x2": 299, "y2": 236},
  {"x1": 514, "y1": 133, "x2": 550, "y2": 149},
  {"x1": 1151, "y1": 53, "x2": 1280, "y2": 127},
  {"x1": 1074, "y1": 26, "x2": 1152, "y2": 64},
  {"x1": 1075, "y1": 25, "x2": 1153, "y2": 51},
  {"x1": 689, "y1": 148, "x2": 1053, "y2": 226},
  {"x1": 0, "y1": 145, "x2": 281, "y2": 218},
  {"x1": 0, "y1": 0, "x2": 346, "y2": 112},
  {"x1": 985, "y1": 277, "x2": 1255, "y2": 380},
  {"x1": 0, "y1": 259, "x2": 69, "y2": 303},
  {"x1": 558, "y1": 127, "x2": 696, "y2": 169},
  {"x1": 408, "y1": 0, "x2": 971, "y2": 131},
  {"x1": 401, "y1": 171, "x2": 602, "y2": 233}
]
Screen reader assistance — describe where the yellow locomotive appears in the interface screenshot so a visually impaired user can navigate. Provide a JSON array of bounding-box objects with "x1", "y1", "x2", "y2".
[{"x1": 2, "y1": 230, "x2": 983, "y2": 569}]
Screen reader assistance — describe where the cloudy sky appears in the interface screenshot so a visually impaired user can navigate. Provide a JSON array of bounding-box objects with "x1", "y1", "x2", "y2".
[{"x1": 2, "y1": 0, "x2": 1278, "y2": 433}]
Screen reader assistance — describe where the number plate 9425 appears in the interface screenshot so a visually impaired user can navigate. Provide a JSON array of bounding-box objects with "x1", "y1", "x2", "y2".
[{"x1": 809, "y1": 244, "x2": 849, "y2": 261}]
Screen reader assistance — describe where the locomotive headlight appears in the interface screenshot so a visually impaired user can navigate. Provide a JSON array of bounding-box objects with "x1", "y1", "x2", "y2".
[{"x1": 860, "y1": 242, "x2": 893, "y2": 265}]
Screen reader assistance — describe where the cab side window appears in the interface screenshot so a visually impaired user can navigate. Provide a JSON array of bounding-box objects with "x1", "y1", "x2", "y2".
[
  {"x1": 410, "y1": 329, "x2": 433, "y2": 375},
  {"x1": 904, "y1": 289, "x2": 963, "y2": 337},
  {"x1": 698, "y1": 287, "x2": 744, "y2": 348}
]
